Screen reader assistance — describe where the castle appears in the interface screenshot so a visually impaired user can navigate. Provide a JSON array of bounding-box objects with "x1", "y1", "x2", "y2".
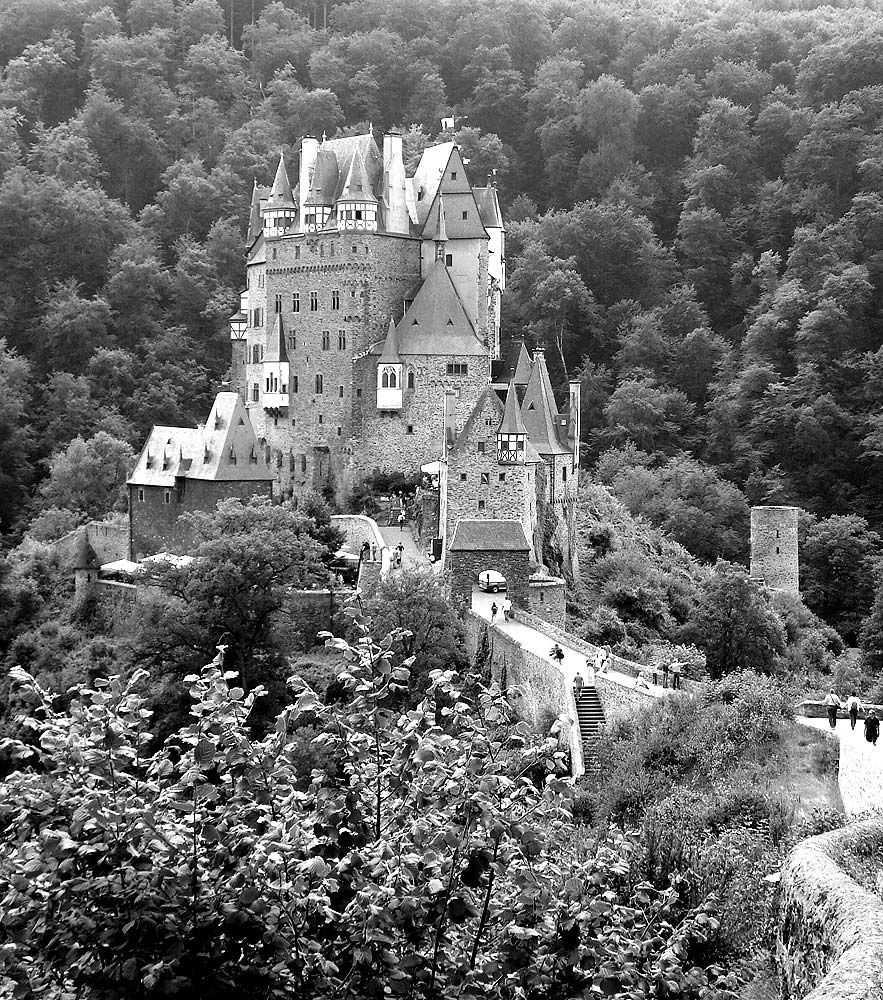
[{"x1": 131, "y1": 130, "x2": 579, "y2": 571}]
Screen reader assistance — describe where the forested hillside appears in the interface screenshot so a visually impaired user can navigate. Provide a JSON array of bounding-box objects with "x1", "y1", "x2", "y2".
[{"x1": 5, "y1": 0, "x2": 883, "y2": 587}]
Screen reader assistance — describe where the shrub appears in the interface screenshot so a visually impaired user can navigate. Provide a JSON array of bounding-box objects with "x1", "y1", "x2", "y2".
[{"x1": 810, "y1": 736, "x2": 839, "y2": 778}]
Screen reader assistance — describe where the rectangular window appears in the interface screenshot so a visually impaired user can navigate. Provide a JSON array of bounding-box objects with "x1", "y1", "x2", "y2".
[
  {"x1": 445, "y1": 253, "x2": 453, "y2": 267},
  {"x1": 274, "y1": 294, "x2": 282, "y2": 314},
  {"x1": 272, "y1": 248, "x2": 277, "y2": 260},
  {"x1": 164, "y1": 490, "x2": 172, "y2": 504},
  {"x1": 292, "y1": 375, "x2": 298, "y2": 393},
  {"x1": 477, "y1": 441, "x2": 485, "y2": 454},
  {"x1": 338, "y1": 330, "x2": 346, "y2": 350},
  {"x1": 332, "y1": 290, "x2": 340, "y2": 310},
  {"x1": 480, "y1": 473, "x2": 489, "y2": 485},
  {"x1": 251, "y1": 307, "x2": 262, "y2": 327},
  {"x1": 138, "y1": 488, "x2": 145, "y2": 502},
  {"x1": 339, "y1": 385, "x2": 344, "y2": 397},
  {"x1": 310, "y1": 290, "x2": 318, "y2": 311},
  {"x1": 337, "y1": 426, "x2": 342, "y2": 436},
  {"x1": 499, "y1": 473, "x2": 506, "y2": 482},
  {"x1": 318, "y1": 414, "x2": 323, "y2": 424},
  {"x1": 292, "y1": 292, "x2": 300, "y2": 313},
  {"x1": 459, "y1": 473, "x2": 467, "y2": 482},
  {"x1": 478, "y1": 499, "x2": 486, "y2": 511},
  {"x1": 462, "y1": 210, "x2": 468, "y2": 220},
  {"x1": 406, "y1": 425, "x2": 414, "y2": 434},
  {"x1": 446, "y1": 362, "x2": 468, "y2": 376},
  {"x1": 251, "y1": 383, "x2": 259, "y2": 402},
  {"x1": 295, "y1": 245, "x2": 301, "y2": 259},
  {"x1": 451, "y1": 171, "x2": 457, "y2": 180},
  {"x1": 356, "y1": 388, "x2": 362, "y2": 398},
  {"x1": 322, "y1": 331, "x2": 330, "y2": 350},
  {"x1": 287, "y1": 335, "x2": 296, "y2": 351},
  {"x1": 315, "y1": 374, "x2": 323, "y2": 394}
]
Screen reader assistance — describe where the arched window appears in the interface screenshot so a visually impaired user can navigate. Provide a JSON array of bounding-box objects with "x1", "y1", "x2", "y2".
[
  {"x1": 381, "y1": 366, "x2": 398, "y2": 389},
  {"x1": 300, "y1": 454, "x2": 307, "y2": 473},
  {"x1": 251, "y1": 345, "x2": 260, "y2": 364},
  {"x1": 407, "y1": 369, "x2": 415, "y2": 390}
]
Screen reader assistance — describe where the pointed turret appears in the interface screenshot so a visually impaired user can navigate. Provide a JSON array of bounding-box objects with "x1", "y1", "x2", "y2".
[
  {"x1": 377, "y1": 318, "x2": 403, "y2": 410},
  {"x1": 304, "y1": 147, "x2": 338, "y2": 231},
  {"x1": 337, "y1": 147, "x2": 378, "y2": 232},
  {"x1": 247, "y1": 178, "x2": 263, "y2": 244},
  {"x1": 262, "y1": 315, "x2": 289, "y2": 410},
  {"x1": 498, "y1": 371, "x2": 526, "y2": 463},
  {"x1": 264, "y1": 151, "x2": 296, "y2": 237}
]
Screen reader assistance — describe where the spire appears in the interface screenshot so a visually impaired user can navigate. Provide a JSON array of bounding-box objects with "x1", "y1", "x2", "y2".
[
  {"x1": 436, "y1": 194, "x2": 447, "y2": 242},
  {"x1": 247, "y1": 178, "x2": 263, "y2": 243},
  {"x1": 267, "y1": 151, "x2": 294, "y2": 207},
  {"x1": 378, "y1": 317, "x2": 401, "y2": 364},
  {"x1": 339, "y1": 147, "x2": 377, "y2": 203},
  {"x1": 513, "y1": 341, "x2": 533, "y2": 385},
  {"x1": 500, "y1": 370, "x2": 527, "y2": 435}
]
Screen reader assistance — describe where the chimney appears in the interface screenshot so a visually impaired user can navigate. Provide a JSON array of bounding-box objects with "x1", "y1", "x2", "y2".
[
  {"x1": 443, "y1": 389, "x2": 457, "y2": 449},
  {"x1": 382, "y1": 129, "x2": 409, "y2": 235},
  {"x1": 299, "y1": 135, "x2": 319, "y2": 231},
  {"x1": 569, "y1": 380, "x2": 581, "y2": 469}
]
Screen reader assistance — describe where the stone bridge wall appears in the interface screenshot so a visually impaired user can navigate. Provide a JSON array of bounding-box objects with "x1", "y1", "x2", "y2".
[
  {"x1": 464, "y1": 610, "x2": 584, "y2": 775},
  {"x1": 594, "y1": 673, "x2": 656, "y2": 721},
  {"x1": 779, "y1": 818, "x2": 883, "y2": 1000}
]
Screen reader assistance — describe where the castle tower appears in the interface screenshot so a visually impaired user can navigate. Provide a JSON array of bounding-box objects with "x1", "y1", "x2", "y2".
[
  {"x1": 376, "y1": 318, "x2": 402, "y2": 411},
  {"x1": 382, "y1": 129, "x2": 409, "y2": 235},
  {"x1": 303, "y1": 148, "x2": 338, "y2": 232},
  {"x1": 498, "y1": 372, "x2": 526, "y2": 463},
  {"x1": 750, "y1": 505, "x2": 799, "y2": 595},
  {"x1": 263, "y1": 152, "x2": 296, "y2": 238}
]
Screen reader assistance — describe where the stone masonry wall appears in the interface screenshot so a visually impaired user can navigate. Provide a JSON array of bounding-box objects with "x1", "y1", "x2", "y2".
[
  {"x1": 779, "y1": 818, "x2": 883, "y2": 1000},
  {"x1": 595, "y1": 673, "x2": 656, "y2": 721},
  {"x1": 527, "y1": 576, "x2": 566, "y2": 630},
  {"x1": 353, "y1": 353, "x2": 491, "y2": 491},
  {"x1": 449, "y1": 549, "x2": 529, "y2": 609},
  {"x1": 53, "y1": 520, "x2": 130, "y2": 567},
  {"x1": 247, "y1": 231, "x2": 421, "y2": 500},
  {"x1": 129, "y1": 479, "x2": 272, "y2": 559},
  {"x1": 751, "y1": 505, "x2": 799, "y2": 594},
  {"x1": 445, "y1": 388, "x2": 536, "y2": 556},
  {"x1": 463, "y1": 610, "x2": 584, "y2": 775}
]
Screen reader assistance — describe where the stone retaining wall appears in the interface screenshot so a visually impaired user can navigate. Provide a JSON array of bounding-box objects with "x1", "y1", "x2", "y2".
[
  {"x1": 464, "y1": 610, "x2": 584, "y2": 776},
  {"x1": 779, "y1": 818, "x2": 883, "y2": 1000},
  {"x1": 595, "y1": 673, "x2": 656, "y2": 721}
]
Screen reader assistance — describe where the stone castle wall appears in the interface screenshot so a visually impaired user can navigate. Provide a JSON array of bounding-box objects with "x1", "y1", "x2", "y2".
[
  {"x1": 53, "y1": 519, "x2": 130, "y2": 567},
  {"x1": 449, "y1": 549, "x2": 530, "y2": 610},
  {"x1": 751, "y1": 505, "x2": 799, "y2": 594},
  {"x1": 445, "y1": 390, "x2": 536, "y2": 556},
  {"x1": 527, "y1": 575, "x2": 566, "y2": 630},
  {"x1": 129, "y1": 480, "x2": 272, "y2": 559}
]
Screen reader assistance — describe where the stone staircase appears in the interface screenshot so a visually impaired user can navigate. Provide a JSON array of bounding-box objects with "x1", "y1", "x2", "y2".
[{"x1": 574, "y1": 684, "x2": 606, "y2": 772}]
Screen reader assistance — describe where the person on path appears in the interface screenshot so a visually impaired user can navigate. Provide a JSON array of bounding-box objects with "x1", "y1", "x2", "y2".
[
  {"x1": 865, "y1": 710, "x2": 880, "y2": 746},
  {"x1": 634, "y1": 666, "x2": 651, "y2": 691},
  {"x1": 360, "y1": 540, "x2": 370, "y2": 562},
  {"x1": 550, "y1": 643, "x2": 564, "y2": 664},
  {"x1": 596, "y1": 645, "x2": 611, "y2": 674},
  {"x1": 501, "y1": 596, "x2": 512, "y2": 622},
  {"x1": 574, "y1": 672, "x2": 584, "y2": 697},
  {"x1": 395, "y1": 542, "x2": 404, "y2": 568},
  {"x1": 398, "y1": 510, "x2": 405, "y2": 531},
  {"x1": 651, "y1": 660, "x2": 661, "y2": 686},
  {"x1": 662, "y1": 660, "x2": 670, "y2": 689},
  {"x1": 846, "y1": 691, "x2": 864, "y2": 730},
  {"x1": 824, "y1": 688, "x2": 842, "y2": 728},
  {"x1": 490, "y1": 601, "x2": 498, "y2": 623},
  {"x1": 671, "y1": 660, "x2": 682, "y2": 690},
  {"x1": 371, "y1": 542, "x2": 377, "y2": 562}
]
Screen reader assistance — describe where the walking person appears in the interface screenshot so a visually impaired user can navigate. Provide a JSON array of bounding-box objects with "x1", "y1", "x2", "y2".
[
  {"x1": 501, "y1": 595, "x2": 512, "y2": 622},
  {"x1": 574, "y1": 672, "x2": 584, "y2": 697},
  {"x1": 846, "y1": 691, "x2": 864, "y2": 730},
  {"x1": 398, "y1": 509, "x2": 405, "y2": 531},
  {"x1": 550, "y1": 643, "x2": 565, "y2": 665},
  {"x1": 371, "y1": 542, "x2": 377, "y2": 562},
  {"x1": 824, "y1": 688, "x2": 842, "y2": 729},
  {"x1": 662, "y1": 660, "x2": 670, "y2": 689},
  {"x1": 651, "y1": 659, "x2": 661, "y2": 687},
  {"x1": 865, "y1": 710, "x2": 880, "y2": 746},
  {"x1": 490, "y1": 601, "x2": 498, "y2": 624},
  {"x1": 671, "y1": 660, "x2": 682, "y2": 690}
]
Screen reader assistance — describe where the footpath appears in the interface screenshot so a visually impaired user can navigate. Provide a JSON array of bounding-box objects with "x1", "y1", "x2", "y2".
[
  {"x1": 799, "y1": 715, "x2": 883, "y2": 816},
  {"x1": 376, "y1": 521, "x2": 425, "y2": 572}
]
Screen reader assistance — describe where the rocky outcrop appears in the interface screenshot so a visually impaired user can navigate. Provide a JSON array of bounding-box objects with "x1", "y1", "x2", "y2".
[{"x1": 779, "y1": 818, "x2": 883, "y2": 999}]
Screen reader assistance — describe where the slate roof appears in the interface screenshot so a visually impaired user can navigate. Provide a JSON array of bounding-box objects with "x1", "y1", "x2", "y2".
[
  {"x1": 449, "y1": 519, "x2": 531, "y2": 552},
  {"x1": 384, "y1": 263, "x2": 486, "y2": 356},
  {"x1": 266, "y1": 152, "x2": 295, "y2": 208},
  {"x1": 473, "y1": 185, "x2": 503, "y2": 229},
  {"x1": 128, "y1": 393, "x2": 273, "y2": 487},
  {"x1": 499, "y1": 378, "x2": 527, "y2": 435},
  {"x1": 378, "y1": 318, "x2": 401, "y2": 363},
  {"x1": 247, "y1": 180, "x2": 269, "y2": 244},
  {"x1": 264, "y1": 314, "x2": 288, "y2": 363},
  {"x1": 339, "y1": 147, "x2": 377, "y2": 203},
  {"x1": 305, "y1": 149, "x2": 339, "y2": 206},
  {"x1": 521, "y1": 350, "x2": 570, "y2": 456}
]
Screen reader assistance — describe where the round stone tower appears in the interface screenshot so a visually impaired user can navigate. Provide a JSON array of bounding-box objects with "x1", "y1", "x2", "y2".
[{"x1": 750, "y1": 505, "x2": 799, "y2": 595}]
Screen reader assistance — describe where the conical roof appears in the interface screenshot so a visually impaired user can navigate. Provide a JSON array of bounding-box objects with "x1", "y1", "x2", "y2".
[
  {"x1": 499, "y1": 373, "x2": 527, "y2": 435},
  {"x1": 338, "y1": 147, "x2": 377, "y2": 204},
  {"x1": 378, "y1": 318, "x2": 401, "y2": 363},
  {"x1": 265, "y1": 314, "x2": 288, "y2": 363},
  {"x1": 247, "y1": 178, "x2": 265, "y2": 242},
  {"x1": 513, "y1": 342, "x2": 533, "y2": 385},
  {"x1": 521, "y1": 349, "x2": 570, "y2": 456},
  {"x1": 266, "y1": 152, "x2": 295, "y2": 208},
  {"x1": 305, "y1": 149, "x2": 339, "y2": 206}
]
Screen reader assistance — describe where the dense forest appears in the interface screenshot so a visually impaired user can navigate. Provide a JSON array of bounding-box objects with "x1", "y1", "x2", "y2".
[{"x1": 5, "y1": 0, "x2": 883, "y2": 636}]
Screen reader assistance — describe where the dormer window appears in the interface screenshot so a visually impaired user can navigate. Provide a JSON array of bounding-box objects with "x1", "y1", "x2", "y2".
[
  {"x1": 228, "y1": 446, "x2": 237, "y2": 465},
  {"x1": 451, "y1": 171, "x2": 457, "y2": 180}
]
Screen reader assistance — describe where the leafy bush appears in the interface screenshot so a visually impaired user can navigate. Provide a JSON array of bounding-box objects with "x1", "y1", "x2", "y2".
[
  {"x1": 810, "y1": 736, "x2": 840, "y2": 778},
  {"x1": 703, "y1": 670, "x2": 792, "y2": 745}
]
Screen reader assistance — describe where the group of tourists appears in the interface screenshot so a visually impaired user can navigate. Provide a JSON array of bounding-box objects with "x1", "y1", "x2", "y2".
[
  {"x1": 359, "y1": 540, "x2": 379, "y2": 562},
  {"x1": 489, "y1": 597, "x2": 513, "y2": 623},
  {"x1": 823, "y1": 689, "x2": 880, "y2": 745},
  {"x1": 634, "y1": 657, "x2": 684, "y2": 691}
]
